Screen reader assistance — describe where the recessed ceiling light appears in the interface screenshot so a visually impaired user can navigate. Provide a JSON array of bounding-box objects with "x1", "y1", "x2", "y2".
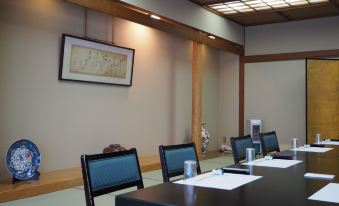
[
  {"x1": 150, "y1": 14, "x2": 161, "y2": 20},
  {"x1": 208, "y1": 35, "x2": 216, "y2": 39}
]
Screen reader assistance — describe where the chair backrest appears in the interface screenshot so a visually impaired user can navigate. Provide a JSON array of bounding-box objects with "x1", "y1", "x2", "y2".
[
  {"x1": 159, "y1": 143, "x2": 201, "y2": 182},
  {"x1": 260, "y1": 131, "x2": 280, "y2": 156},
  {"x1": 81, "y1": 148, "x2": 144, "y2": 206},
  {"x1": 230, "y1": 135, "x2": 254, "y2": 164}
]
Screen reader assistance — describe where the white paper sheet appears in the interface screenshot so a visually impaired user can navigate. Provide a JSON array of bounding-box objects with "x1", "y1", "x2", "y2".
[
  {"x1": 174, "y1": 172, "x2": 262, "y2": 190},
  {"x1": 308, "y1": 183, "x2": 339, "y2": 203},
  {"x1": 304, "y1": 173, "x2": 335, "y2": 180},
  {"x1": 291, "y1": 146, "x2": 333, "y2": 153},
  {"x1": 320, "y1": 141, "x2": 339, "y2": 146},
  {"x1": 242, "y1": 158, "x2": 302, "y2": 168}
]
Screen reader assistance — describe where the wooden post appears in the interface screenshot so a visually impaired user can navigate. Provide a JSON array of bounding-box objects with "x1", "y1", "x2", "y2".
[
  {"x1": 192, "y1": 42, "x2": 203, "y2": 155},
  {"x1": 239, "y1": 56, "x2": 245, "y2": 136}
]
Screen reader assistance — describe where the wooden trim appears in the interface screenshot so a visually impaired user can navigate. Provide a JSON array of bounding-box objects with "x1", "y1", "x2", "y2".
[
  {"x1": 239, "y1": 56, "x2": 245, "y2": 136},
  {"x1": 0, "y1": 167, "x2": 83, "y2": 203},
  {"x1": 275, "y1": 11, "x2": 292, "y2": 21},
  {"x1": 305, "y1": 59, "x2": 309, "y2": 144},
  {"x1": 64, "y1": 0, "x2": 244, "y2": 55},
  {"x1": 330, "y1": 0, "x2": 339, "y2": 11},
  {"x1": 192, "y1": 42, "x2": 203, "y2": 155},
  {"x1": 84, "y1": 7, "x2": 87, "y2": 37},
  {"x1": 243, "y1": 49, "x2": 339, "y2": 63}
]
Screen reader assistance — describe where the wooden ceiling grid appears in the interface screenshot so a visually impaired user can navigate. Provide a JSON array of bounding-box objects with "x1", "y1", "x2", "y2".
[{"x1": 190, "y1": 0, "x2": 339, "y2": 26}]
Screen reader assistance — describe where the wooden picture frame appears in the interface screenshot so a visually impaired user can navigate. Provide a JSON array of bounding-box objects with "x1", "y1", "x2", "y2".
[{"x1": 59, "y1": 34, "x2": 134, "y2": 86}]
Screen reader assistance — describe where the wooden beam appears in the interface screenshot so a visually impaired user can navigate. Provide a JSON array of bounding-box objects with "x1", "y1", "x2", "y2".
[
  {"x1": 275, "y1": 11, "x2": 292, "y2": 21},
  {"x1": 243, "y1": 49, "x2": 339, "y2": 63},
  {"x1": 64, "y1": 0, "x2": 244, "y2": 55},
  {"x1": 239, "y1": 56, "x2": 245, "y2": 136},
  {"x1": 330, "y1": 0, "x2": 339, "y2": 11},
  {"x1": 192, "y1": 42, "x2": 203, "y2": 155}
]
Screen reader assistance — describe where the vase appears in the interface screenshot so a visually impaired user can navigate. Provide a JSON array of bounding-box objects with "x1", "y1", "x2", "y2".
[{"x1": 201, "y1": 122, "x2": 210, "y2": 157}]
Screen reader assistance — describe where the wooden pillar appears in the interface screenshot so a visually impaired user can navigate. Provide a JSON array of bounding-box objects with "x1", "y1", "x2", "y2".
[
  {"x1": 239, "y1": 56, "x2": 245, "y2": 136},
  {"x1": 192, "y1": 42, "x2": 203, "y2": 155}
]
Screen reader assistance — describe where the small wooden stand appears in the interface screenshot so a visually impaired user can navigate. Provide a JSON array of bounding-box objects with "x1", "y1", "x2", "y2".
[{"x1": 12, "y1": 172, "x2": 40, "y2": 184}]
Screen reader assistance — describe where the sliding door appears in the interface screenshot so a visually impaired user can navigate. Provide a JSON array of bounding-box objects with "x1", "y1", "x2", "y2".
[{"x1": 307, "y1": 59, "x2": 339, "y2": 143}]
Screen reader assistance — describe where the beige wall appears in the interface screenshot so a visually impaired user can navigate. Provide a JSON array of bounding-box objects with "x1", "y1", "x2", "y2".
[
  {"x1": 245, "y1": 61, "x2": 306, "y2": 148},
  {"x1": 201, "y1": 48, "x2": 240, "y2": 149},
  {"x1": 244, "y1": 17, "x2": 339, "y2": 148},
  {"x1": 0, "y1": 0, "x2": 232, "y2": 176},
  {"x1": 245, "y1": 16, "x2": 339, "y2": 55},
  {"x1": 202, "y1": 45, "x2": 220, "y2": 150},
  {"x1": 218, "y1": 53, "x2": 239, "y2": 145}
]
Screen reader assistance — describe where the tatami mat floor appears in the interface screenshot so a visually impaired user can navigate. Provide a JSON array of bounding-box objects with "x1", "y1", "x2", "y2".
[{"x1": 1, "y1": 155, "x2": 234, "y2": 206}]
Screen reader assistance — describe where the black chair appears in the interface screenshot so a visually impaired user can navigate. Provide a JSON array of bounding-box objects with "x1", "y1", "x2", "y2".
[
  {"x1": 230, "y1": 135, "x2": 254, "y2": 164},
  {"x1": 81, "y1": 148, "x2": 144, "y2": 206},
  {"x1": 159, "y1": 143, "x2": 201, "y2": 182},
  {"x1": 260, "y1": 131, "x2": 280, "y2": 156}
]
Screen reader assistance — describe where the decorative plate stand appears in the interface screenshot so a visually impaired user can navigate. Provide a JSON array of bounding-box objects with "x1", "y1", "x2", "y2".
[{"x1": 6, "y1": 139, "x2": 41, "y2": 183}]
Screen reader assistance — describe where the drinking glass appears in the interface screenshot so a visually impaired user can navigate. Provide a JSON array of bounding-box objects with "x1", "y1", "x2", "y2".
[
  {"x1": 315, "y1": 133, "x2": 321, "y2": 143},
  {"x1": 184, "y1": 160, "x2": 197, "y2": 179},
  {"x1": 246, "y1": 148, "x2": 255, "y2": 162},
  {"x1": 292, "y1": 138, "x2": 299, "y2": 149}
]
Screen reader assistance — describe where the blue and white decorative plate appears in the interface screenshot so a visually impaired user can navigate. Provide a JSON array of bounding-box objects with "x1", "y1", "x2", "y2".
[{"x1": 6, "y1": 139, "x2": 41, "y2": 180}]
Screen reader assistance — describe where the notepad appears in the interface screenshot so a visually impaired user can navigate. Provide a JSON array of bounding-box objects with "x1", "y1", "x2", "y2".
[
  {"x1": 242, "y1": 158, "x2": 302, "y2": 168},
  {"x1": 174, "y1": 172, "x2": 262, "y2": 190},
  {"x1": 291, "y1": 146, "x2": 333, "y2": 153},
  {"x1": 304, "y1": 173, "x2": 335, "y2": 180},
  {"x1": 308, "y1": 183, "x2": 339, "y2": 203}
]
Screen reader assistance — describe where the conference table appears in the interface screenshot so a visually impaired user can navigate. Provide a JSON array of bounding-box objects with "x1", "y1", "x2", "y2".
[{"x1": 116, "y1": 144, "x2": 339, "y2": 206}]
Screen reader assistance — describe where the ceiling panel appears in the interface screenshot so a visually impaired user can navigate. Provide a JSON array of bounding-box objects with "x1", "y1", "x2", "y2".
[
  {"x1": 282, "y1": 4, "x2": 339, "y2": 19},
  {"x1": 190, "y1": 0, "x2": 234, "y2": 5},
  {"x1": 189, "y1": 0, "x2": 339, "y2": 26}
]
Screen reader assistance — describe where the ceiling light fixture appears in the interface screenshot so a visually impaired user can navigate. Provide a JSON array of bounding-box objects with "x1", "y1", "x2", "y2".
[
  {"x1": 150, "y1": 14, "x2": 161, "y2": 20},
  {"x1": 207, "y1": 0, "x2": 329, "y2": 15},
  {"x1": 208, "y1": 35, "x2": 216, "y2": 39}
]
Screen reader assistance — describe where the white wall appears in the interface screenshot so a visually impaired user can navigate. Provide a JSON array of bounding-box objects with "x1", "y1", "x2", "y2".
[
  {"x1": 218, "y1": 53, "x2": 239, "y2": 145},
  {"x1": 0, "y1": 0, "x2": 229, "y2": 176},
  {"x1": 244, "y1": 16, "x2": 339, "y2": 148},
  {"x1": 245, "y1": 16, "x2": 339, "y2": 55},
  {"x1": 245, "y1": 61, "x2": 306, "y2": 147},
  {"x1": 120, "y1": 0, "x2": 244, "y2": 45},
  {"x1": 202, "y1": 45, "x2": 220, "y2": 150}
]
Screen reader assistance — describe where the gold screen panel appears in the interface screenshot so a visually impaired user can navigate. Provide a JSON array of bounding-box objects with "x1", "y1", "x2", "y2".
[{"x1": 307, "y1": 59, "x2": 339, "y2": 143}]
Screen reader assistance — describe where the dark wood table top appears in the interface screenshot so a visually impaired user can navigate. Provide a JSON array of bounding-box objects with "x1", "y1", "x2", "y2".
[{"x1": 116, "y1": 147, "x2": 339, "y2": 206}]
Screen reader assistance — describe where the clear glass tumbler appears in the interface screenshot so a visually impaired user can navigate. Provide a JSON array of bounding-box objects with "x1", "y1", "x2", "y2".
[
  {"x1": 246, "y1": 148, "x2": 255, "y2": 162},
  {"x1": 292, "y1": 138, "x2": 299, "y2": 149},
  {"x1": 184, "y1": 160, "x2": 197, "y2": 179}
]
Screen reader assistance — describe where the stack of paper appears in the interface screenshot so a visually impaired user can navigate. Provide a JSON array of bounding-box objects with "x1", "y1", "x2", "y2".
[
  {"x1": 291, "y1": 146, "x2": 333, "y2": 153},
  {"x1": 174, "y1": 172, "x2": 262, "y2": 190},
  {"x1": 242, "y1": 158, "x2": 302, "y2": 168},
  {"x1": 304, "y1": 173, "x2": 335, "y2": 180},
  {"x1": 308, "y1": 183, "x2": 339, "y2": 203}
]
